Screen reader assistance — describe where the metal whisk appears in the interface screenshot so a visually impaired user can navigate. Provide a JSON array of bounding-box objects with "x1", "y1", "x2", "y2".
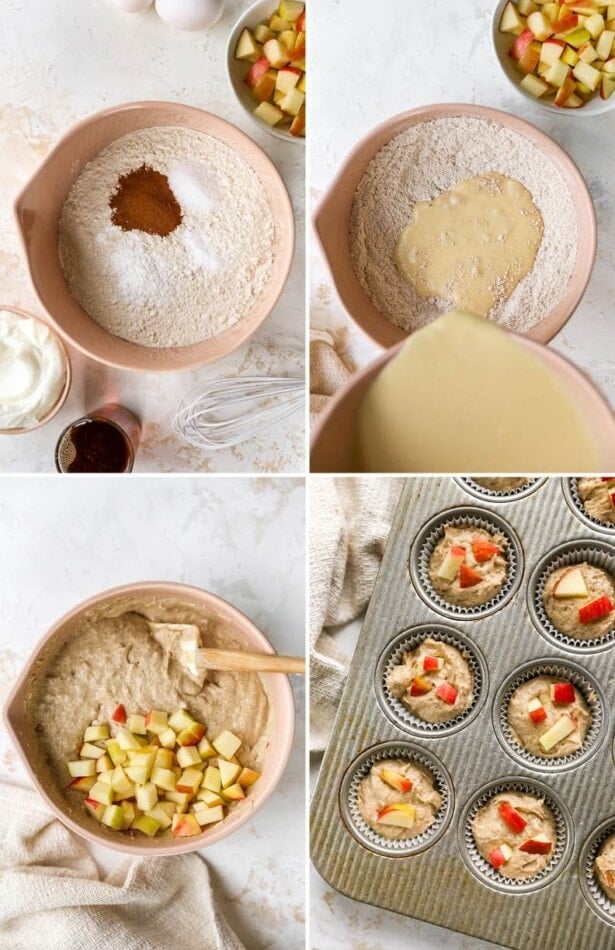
[{"x1": 173, "y1": 376, "x2": 305, "y2": 450}]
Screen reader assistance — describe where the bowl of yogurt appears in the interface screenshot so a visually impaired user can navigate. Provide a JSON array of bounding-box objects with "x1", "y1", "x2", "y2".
[{"x1": 0, "y1": 306, "x2": 71, "y2": 434}]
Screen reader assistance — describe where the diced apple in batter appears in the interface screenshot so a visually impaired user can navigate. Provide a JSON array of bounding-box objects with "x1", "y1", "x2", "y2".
[
  {"x1": 213, "y1": 730, "x2": 242, "y2": 760},
  {"x1": 553, "y1": 567, "x2": 588, "y2": 598},
  {"x1": 377, "y1": 803, "x2": 416, "y2": 829},
  {"x1": 168, "y1": 708, "x2": 195, "y2": 733},
  {"x1": 539, "y1": 715, "x2": 576, "y2": 752},
  {"x1": 84, "y1": 724, "x2": 109, "y2": 742}
]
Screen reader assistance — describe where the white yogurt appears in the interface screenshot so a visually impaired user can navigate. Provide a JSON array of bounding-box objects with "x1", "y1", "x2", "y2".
[{"x1": 0, "y1": 310, "x2": 67, "y2": 430}]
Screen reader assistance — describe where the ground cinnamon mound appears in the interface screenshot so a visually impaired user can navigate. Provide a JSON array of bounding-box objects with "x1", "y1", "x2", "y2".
[{"x1": 110, "y1": 164, "x2": 182, "y2": 236}]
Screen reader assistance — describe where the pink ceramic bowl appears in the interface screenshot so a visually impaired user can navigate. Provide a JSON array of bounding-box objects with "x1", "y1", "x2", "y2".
[
  {"x1": 0, "y1": 304, "x2": 72, "y2": 436},
  {"x1": 314, "y1": 103, "x2": 596, "y2": 350},
  {"x1": 3, "y1": 582, "x2": 295, "y2": 856},
  {"x1": 311, "y1": 335, "x2": 615, "y2": 473},
  {"x1": 15, "y1": 101, "x2": 295, "y2": 373}
]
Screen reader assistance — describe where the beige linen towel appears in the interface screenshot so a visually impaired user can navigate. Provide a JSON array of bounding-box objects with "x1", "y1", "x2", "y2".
[
  {"x1": 309, "y1": 329, "x2": 355, "y2": 425},
  {"x1": 309, "y1": 478, "x2": 403, "y2": 751},
  {"x1": 0, "y1": 782, "x2": 243, "y2": 950}
]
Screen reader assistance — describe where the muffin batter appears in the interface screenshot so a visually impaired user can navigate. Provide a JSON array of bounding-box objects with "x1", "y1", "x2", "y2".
[
  {"x1": 396, "y1": 173, "x2": 543, "y2": 317},
  {"x1": 429, "y1": 525, "x2": 508, "y2": 608},
  {"x1": 596, "y1": 834, "x2": 615, "y2": 901},
  {"x1": 507, "y1": 675, "x2": 591, "y2": 758},
  {"x1": 26, "y1": 596, "x2": 272, "y2": 828},
  {"x1": 357, "y1": 759, "x2": 442, "y2": 840},
  {"x1": 387, "y1": 637, "x2": 473, "y2": 723},
  {"x1": 578, "y1": 478, "x2": 615, "y2": 526},
  {"x1": 543, "y1": 563, "x2": 615, "y2": 640},
  {"x1": 473, "y1": 478, "x2": 530, "y2": 493},
  {"x1": 471, "y1": 792, "x2": 557, "y2": 879}
]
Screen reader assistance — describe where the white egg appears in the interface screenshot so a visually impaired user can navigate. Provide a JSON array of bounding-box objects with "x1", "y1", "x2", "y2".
[
  {"x1": 155, "y1": 0, "x2": 224, "y2": 31},
  {"x1": 114, "y1": 0, "x2": 153, "y2": 12}
]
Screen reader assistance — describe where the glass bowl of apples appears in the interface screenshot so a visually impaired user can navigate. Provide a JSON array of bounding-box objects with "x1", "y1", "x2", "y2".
[
  {"x1": 227, "y1": 0, "x2": 306, "y2": 142},
  {"x1": 493, "y1": 0, "x2": 615, "y2": 114}
]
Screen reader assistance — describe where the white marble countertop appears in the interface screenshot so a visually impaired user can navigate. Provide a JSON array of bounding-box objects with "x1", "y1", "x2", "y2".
[
  {"x1": 0, "y1": 475, "x2": 305, "y2": 949},
  {"x1": 310, "y1": 0, "x2": 615, "y2": 422},
  {"x1": 0, "y1": 0, "x2": 305, "y2": 473}
]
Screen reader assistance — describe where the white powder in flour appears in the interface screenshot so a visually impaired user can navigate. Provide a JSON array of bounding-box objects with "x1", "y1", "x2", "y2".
[
  {"x1": 58, "y1": 127, "x2": 275, "y2": 348},
  {"x1": 349, "y1": 117, "x2": 578, "y2": 334}
]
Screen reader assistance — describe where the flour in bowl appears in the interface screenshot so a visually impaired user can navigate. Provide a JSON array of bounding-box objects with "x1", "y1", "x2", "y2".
[
  {"x1": 58, "y1": 126, "x2": 275, "y2": 348},
  {"x1": 349, "y1": 116, "x2": 579, "y2": 334}
]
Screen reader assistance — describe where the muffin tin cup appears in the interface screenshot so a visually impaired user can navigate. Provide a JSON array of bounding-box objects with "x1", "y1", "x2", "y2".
[
  {"x1": 527, "y1": 540, "x2": 615, "y2": 655},
  {"x1": 493, "y1": 658, "x2": 606, "y2": 774},
  {"x1": 562, "y1": 478, "x2": 615, "y2": 538},
  {"x1": 459, "y1": 776, "x2": 573, "y2": 895},
  {"x1": 579, "y1": 817, "x2": 615, "y2": 927},
  {"x1": 409, "y1": 506, "x2": 524, "y2": 620},
  {"x1": 375, "y1": 624, "x2": 488, "y2": 738},
  {"x1": 338, "y1": 741, "x2": 454, "y2": 858},
  {"x1": 456, "y1": 478, "x2": 547, "y2": 504}
]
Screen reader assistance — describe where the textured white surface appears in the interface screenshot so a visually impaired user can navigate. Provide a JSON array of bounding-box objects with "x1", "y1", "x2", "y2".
[
  {"x1": 0, "y1": 0, "x2": 305, "y2": 473},
  {"x1": 0, "y1": 476, "x2": 305, "y2": 949},
  {"x1": 310, "y1": 0, "x2": 615, "y2": 415}
]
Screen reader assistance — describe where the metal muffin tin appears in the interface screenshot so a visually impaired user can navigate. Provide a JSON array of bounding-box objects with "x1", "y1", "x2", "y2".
[{"x1": 311, "y1": 477, "x2": 615, "y2": 949}]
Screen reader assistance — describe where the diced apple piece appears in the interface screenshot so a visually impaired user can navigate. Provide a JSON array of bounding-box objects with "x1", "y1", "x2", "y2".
[
  {"x1": 144, "y1": 709, "x2": 168, "y2": 735},
  {"x1": 67, "y1": 775, "x2": 96, "y2": 792},
  {"x1": 127, "y1": 714, "x2": 146, "y2": 735},
  {"x1": 510, "y1": 27, "x2": 535, "y2": 59},
  {"x1": 176, "y1": 746, "x2": 201, "y2": 769},
  {"x1": 518, "y1": 0, "x2": 538, "y2": 13},
  {"x1": 151, "y1": 767, "x2": 177, "y2": 792},
  {"x1": 84, "y1": 724, "x2": 110, "y2": 742},
  {"x1": 102, "y1": 804, "x2": 124, "y2": 831},
  {"x1": 254, "y1": 24, "x2": 274, "y2": 43},
  {"x1": 171, "y1": 813, "x2": 201, "y2": 837},
  {"x1": 68, "y1": 759, "x2": 96, "y2": 778},
  {"x1": 97, "y1": 771, "x2": 113, "y2": 786},
  {"x1": 409, "y1": 675, "x2": 433, "y2": 696},
  {"x1": 604, "y1": 56, "x2": 615, "y2": 72},
  {"x1": 132, "y1": 814, "x2": 160, "y2": 837},
  {"x1": 198, "y1": 788, "x2": 225, "y2": 807},
  {"x1": 110, "y1": 765, "x2": 134, "y2": 795},
  {"x1": 546, "y1": 58, "x2": 573, "y2": 85},
  {"x1": 116, "y1": 728, "x2": 141, "y2": 751},
  {"x1": 276, "y1": 65, "x2": 302, "y2": 93},
  {"x1": 519, "y1": 834, "x2": 553, "y2": 854},
  {"x1": 527, "y1": 10, "x2": 554, "y2": 40},
  {"x1": 279, "y1": 29, "x2": 296, "y2": 50},
  {"x1": 563, "y1": 27, "x2": 592, "y2": 48},
  {"x1": 125, "y1": 764, "x2": 149, "y2": 785},
  {"x1": 159, "y1": 728, "x2": 176, "y2": 749},
  {"x1": 602, "y1": 73, "x2": 615, "y2": 96},
  {"x1": 165, "y1": 790, "x2": 192, "y2": 813},
  {"x1": 279, "y1": 1, "x2": 304, "y2": 21},
  {"x1": 204, "y1": 766, "x2": 222, "y2": 793},
  {"x1": 579, "y1": 595, "x2": 614, "y2": 623},
  {"x1": 80, "y1": 742, "x2": 106, "y2": 759},
  {"x1": 251, "y1": 73, "x2": 276, "y2": 103},
  {"x1": 459, "y1": 564, "x2": 482, "y2": 588},
  {"x1": 158, "y1": 801, "x2": 177, "y2": 819},
  {"x1": 579, "y1": 41, "x2": 599, "y2": 62},
  {"x1": 423, "y1": 655, "x2": 443, "y2": 672},
  {"x1": 596, "y1": 29, "x2": 615, "y2": 57},
  {"x1": 95, "y1": 754, "x2": 113, "y2": 773},
  {"x1": 218, "y1": 759, "x2": 242, "y2": 789},
  {"x1": 145, "y1": 803, "x2": 173, "y2": 830},
  {"x1": 297, "y1": 10, "x2": 306, "y2": 31},
  {"x1": 585, "y1": 11, "x2": 606, "y2": 39},
  {"x1": 378, "y1": 769, "x2": 413, "y2": 793},
  {"x1": 520, "y1": 73, "x2": 550, "y2": 96},
  {"x1": 488, "y1": 843, "x2": 513, "y2": 869},
  {"x1": 269, "y1": 14, "x2": 291, "y2": 31},
  {"x1": 121, "y1": 800, "x2": 135, "y2": 830},
  {"x1": 106, "y1": 739, "x2": 127, "y2": 766},
  {"x1": 153, "y1": 748, "x2": 175, "y2": 770},
  {"x1": 177, "y1": 768, "x2": 204, "y2": 795},
  {"x1": 89, "y1": 781, "x2": 114, "y2": 806},
  {"x1": 297, "y1": 74, "x2": 306, "y2": 93},
  {"x1": 84, "y1": 798, "x2": 106, "y2": 822},
  {"x1": 193, "y1": 804, "x2": 225, "y2": 827},
  {"x1": 212, "y1": 730, "x2": 242, "y2": 760},
  {"x1": 554, "y1": 75, "x2": 578, "y2": 103},
  {"x1": 279, "y1": 87, "x2": 305, "y2": 116},
  {"x1": 198, "y1": 735, "x2": 216, "y2": 759},
  {"x1": 551, "y1": 682, "x2": 575, "y2": 704},
  {"x1": 235, "y1": 28, "x2": 260, "y2": 62},
  {"x1": 177, "y1": 721, "x2": 206, "y2": 747},
  {"x1": 540, "y1": 38, "x2": 566, "y2": 64},
  {"x1": 498, "y1": 801, "x2": 527, "y2": 833},
  {"x1": 222, "y1": 783, "x2": 245, "y2": 802},
  {"x1": 539, "y1": 715, "x2": 575, "y2": 751},
  {"x1": 553, "y1": 566, "x2": 588, "y2": 597},
  {"x1": 135, "y1": 782, "x2": 158, "y2": 812},
  {"x1": 437, "y1": 545, "x2": 466, "y2": 581},
  {"x1": 435, "y1": 682, "x2": 458, "y2": 706},
  {"x1": 263, "y1": 38, "x2": 290, "y2": 68},
  {"x1": 110, "y1": 704, "x2": 127, "y2": 724},
  {"x1": 562, "y1": 45, "x2": 580, "y2": 66},
  {"x1": 528, "y1": 697, "x2": 548, "y2": 724},
  {"x1": 500, "y1": 0, "x2": 526, "y2": 34},
  {"x1": 377, "y1": 803, "x2": 416, "y2": 829}
]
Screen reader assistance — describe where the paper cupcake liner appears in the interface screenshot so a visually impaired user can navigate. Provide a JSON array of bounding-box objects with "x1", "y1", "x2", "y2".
[
  {"x1": 459, "y1": 776, "x2": 572, "y2": 895},
  {"x1": 456, "y1": 477, "x2": 546, "y2": 503},
  {"x1": 579, "y1": 817, "x2": 615, "y2": 927},
  {"x1": 562, "y1": 478, "x2": 615, "y2": 538},
  {"x1": 375, "y1": 624, "x2": 488, "y2": 738},
  {"x1": 493, "y1": 658, "x2": 605, "y2": 773},
  {"x1": 410, "y1": 506, "x2": 523, "y2": 620},
  {"x1": 338, "y1": 741, "x2": 454, "y2": 858},
  {"x1": 528, "y1": 540, "x2": 615, "y2": 654}
]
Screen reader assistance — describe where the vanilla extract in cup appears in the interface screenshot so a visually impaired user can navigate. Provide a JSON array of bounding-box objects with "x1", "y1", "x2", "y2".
[{"x1": 55, "y1": 405, "x2": 140, "y2": 473}]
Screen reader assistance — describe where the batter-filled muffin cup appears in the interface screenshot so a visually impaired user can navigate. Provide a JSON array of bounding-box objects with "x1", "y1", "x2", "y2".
[
  {"x1": 339, "y1": 741, "x2": 453, "y2": 857},
  {"x1": 376, "y1": 625, "x2": 487, "y2": 737},
  {"x1": 410, "y1": 508, "x2": 522, "y2": 619},
  {"x1": 529, "y1": 541, "x2": 615, "y2": 652},
  {"x1": 460, "y1": 777, "x2": 571, "y2": 893},
  {"x1": 494, "y1": 659, "x2": 605, "y2": 772},
  {"x1": 563, "y1": 477, "x2": 615, "y2": 536},
  {"x1": 457, "y1": 476, "x2": 546, "y2": 503},
  {"x1": 579, "y1": 817, "x2": 615, "y2": 926}
]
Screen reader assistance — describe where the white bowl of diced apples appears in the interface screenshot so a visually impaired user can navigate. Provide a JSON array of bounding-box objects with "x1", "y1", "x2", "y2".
[
  {"x1": 494, "y1": 0, "x2": 615, "y2": 114},
  {"x1": 227, "y1": 0, "x2": 306, "y2": 142}
]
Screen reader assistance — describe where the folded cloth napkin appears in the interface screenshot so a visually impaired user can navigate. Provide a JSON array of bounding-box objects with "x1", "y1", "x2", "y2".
[
  {"x1": 309, "y1": 329, "x2": 355, "y2": 426},
  {"x1": 309, "y1": 477, "x2": 403, "y2": 751},
  {"x1": 0, "y1": 782, "x2": 243, "y2": 950}
]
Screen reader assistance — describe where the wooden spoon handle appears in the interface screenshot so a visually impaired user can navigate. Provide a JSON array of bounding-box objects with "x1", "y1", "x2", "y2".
[{"x1": 201, "y1": 648, "x2": 305, "y2": 675}]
